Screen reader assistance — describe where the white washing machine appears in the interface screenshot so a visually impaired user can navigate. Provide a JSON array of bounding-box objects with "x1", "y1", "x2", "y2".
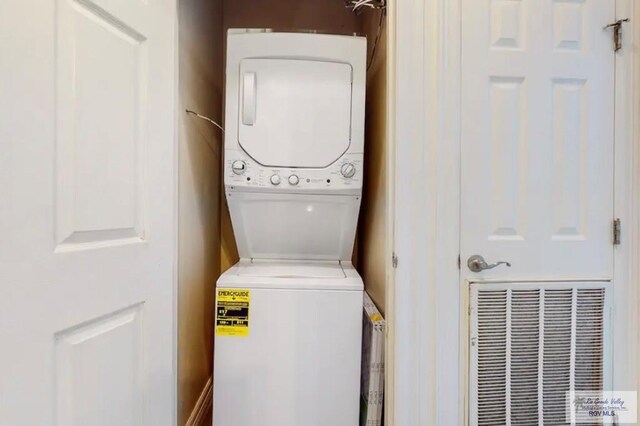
[{"x1": 213, "y1": 30, "x2": 366, "y2": 426}]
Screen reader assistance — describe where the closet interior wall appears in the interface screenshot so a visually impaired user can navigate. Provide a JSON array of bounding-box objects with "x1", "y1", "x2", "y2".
[
  {"x1": 358, "y1": 9, "x2": 388, "y2": 314},
  {"x1": 177, "y1": 0, "x2": 389, "y2": 422},
  {"x1": 177, "y1": 0, "x2": 224, "y2": 423}
]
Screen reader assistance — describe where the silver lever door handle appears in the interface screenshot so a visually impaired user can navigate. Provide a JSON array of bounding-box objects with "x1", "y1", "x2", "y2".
[{"x1": 467, "y1": 255, "x2": 511, "y2": 273}]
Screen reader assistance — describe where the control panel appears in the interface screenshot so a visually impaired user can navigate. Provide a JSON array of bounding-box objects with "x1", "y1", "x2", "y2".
[{"x1": 225, "y1": 151, "x2": 363, "y2": 193}]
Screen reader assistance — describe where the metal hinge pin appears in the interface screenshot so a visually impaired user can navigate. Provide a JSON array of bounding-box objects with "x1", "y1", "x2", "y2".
[{"x1": 604, "y1": 18, "x2": 630, "y2": 52}]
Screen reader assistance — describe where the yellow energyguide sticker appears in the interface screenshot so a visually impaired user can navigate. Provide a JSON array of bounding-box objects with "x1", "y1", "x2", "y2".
[{"x1": 216, "y1": 289, "x2": 250, "y2": 337}]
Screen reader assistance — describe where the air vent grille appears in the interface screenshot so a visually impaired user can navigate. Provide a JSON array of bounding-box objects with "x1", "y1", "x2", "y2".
[
  {"x1": 511, "y1": 290, "x2": 540, "y2": 425},
  {"x1": 476, "y1": 290, "x2": 507, "y2": 425},
  {"x1": 470, "y1": 283, "x2": 609, "y2": 426}
]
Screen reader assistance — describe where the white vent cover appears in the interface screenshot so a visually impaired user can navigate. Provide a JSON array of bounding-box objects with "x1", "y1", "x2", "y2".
[{"x1": 470, "y1": 282, "x2": 611, "y2": 426}]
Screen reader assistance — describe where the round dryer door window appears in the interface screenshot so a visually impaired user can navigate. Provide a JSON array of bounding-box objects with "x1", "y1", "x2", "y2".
[{"x1": 237, "y1": 58, "x2": 353, "y2": 168}]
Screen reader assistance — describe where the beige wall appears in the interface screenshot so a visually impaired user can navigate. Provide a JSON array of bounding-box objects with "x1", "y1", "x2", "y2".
[
  {"x1": 222, "y1": 0, "x2": 360, "y2": 35},
  {"x1": 358, "y1": 11, "x2": 388, "y2": 314},
  {"x1": 178, "y1": 0, "x2": 224, "y2": 423}
]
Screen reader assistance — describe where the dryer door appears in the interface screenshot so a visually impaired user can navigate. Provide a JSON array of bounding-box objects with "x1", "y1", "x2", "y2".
[{"x1": 238, "y1": 59, "x2": 353, "y2": 168}]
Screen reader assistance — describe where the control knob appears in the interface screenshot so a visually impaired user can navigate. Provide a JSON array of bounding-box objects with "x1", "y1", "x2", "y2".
[
  {"x1": 340, "y1": 162, "x2": 356, "y2": 178},
  {"x1": 288, "y1": 175, "x2": 299, "y2": 186},
  {"x1": 270, "y1": 174, "x2": 281, "y2": 186},
  {"x1": 231, "y1": 160, "x2": 246, "y2": 175}
]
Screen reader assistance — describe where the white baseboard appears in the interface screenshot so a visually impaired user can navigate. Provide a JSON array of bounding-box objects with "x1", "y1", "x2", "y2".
[{"x1": 185, "y1": 377, "x2": 213, "y2": 426}]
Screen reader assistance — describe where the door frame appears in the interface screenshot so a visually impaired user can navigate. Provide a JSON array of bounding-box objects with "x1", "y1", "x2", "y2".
[
  {"x1": 390, "y1": 0, "x2": 640, "y2": 424},
  {"x1": 172, "y1": 1, "x2": 180, "y2": 423}
]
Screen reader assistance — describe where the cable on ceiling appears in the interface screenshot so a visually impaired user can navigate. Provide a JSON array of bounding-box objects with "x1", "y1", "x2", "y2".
[
  {"x1": 344, "y1": 0, "x2": 386, "y2": 14},
  {"x1": 366, "y1": 8, "x2": 385, "y2": 71},
  {"x1": 343, "y1": 0, "x2": 386, "y2": 71}
]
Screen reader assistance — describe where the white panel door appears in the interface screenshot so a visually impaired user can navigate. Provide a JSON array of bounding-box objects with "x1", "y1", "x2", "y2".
[
  {"x1": 462, "y1": 0, "x2": 615, "y2": 280},
  {"x1": 0, "y1": 0, "x2": 176, "y2": 424}
]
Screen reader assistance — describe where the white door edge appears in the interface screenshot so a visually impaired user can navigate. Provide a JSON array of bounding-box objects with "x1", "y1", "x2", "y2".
[
  {"x1": 384, "y1": 1, "x2": 398, "y2": 425},
  {"x1": 172, "y1": 2, "x2": 180, "y2": 422}
]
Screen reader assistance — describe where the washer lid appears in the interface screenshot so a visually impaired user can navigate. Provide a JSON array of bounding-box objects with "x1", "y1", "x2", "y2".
[
  {"x1": 238, "y1": 58, "x2": 353, "y2": 168},
  {"x1": 236, "y1": 260, "x2": 346, "y2": 279}
]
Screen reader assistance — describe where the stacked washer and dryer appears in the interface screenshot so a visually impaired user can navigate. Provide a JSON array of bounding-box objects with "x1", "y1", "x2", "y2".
[{"x1": 213, "y1": 30, "x2": 366, "y2": 426}]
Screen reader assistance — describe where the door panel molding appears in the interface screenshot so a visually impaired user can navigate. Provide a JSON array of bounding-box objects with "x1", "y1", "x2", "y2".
[
  {"x1": 392, "y1": 0, "x2": 640, "y2": 425},
  {"x1": 55, "y1": 0, "x2": 148, "y2": 250},
  {"x1": 55, "y1": 303, "x2": 145, "y2": 426}
]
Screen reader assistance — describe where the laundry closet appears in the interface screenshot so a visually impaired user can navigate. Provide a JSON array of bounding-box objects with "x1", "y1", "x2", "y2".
[{"x1": 177, "y1": 1, "x2": 390, "y2": 424}]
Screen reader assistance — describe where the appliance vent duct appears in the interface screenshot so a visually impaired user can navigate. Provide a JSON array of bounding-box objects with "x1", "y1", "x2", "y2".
[{"x1": 470, "y1": 283, "x2": 611, "y2": 426}]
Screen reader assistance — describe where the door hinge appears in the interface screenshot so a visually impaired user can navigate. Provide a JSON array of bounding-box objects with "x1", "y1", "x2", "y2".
[
  {"x1": 457, "y1": 254, "x2": 461, "y2": 270},
  {"x1": 392, "y1": 252, "x2": 398, "y2": 268},
  {"x1": 604, "y1": 18, "x2": 630, "y2": 52},
  {"x1": 613, "y1": 218, "x2": 621, "y2": 245}
]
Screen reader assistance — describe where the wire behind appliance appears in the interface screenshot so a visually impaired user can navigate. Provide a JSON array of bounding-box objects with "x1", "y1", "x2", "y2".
[
  {"x1": 185, "y1": 109, "x2": 225, "y2": 133},
  {"x1": 343, "y1": 0, "x2": 386, "y2": 71},
  {"x1": 344, "y1": 0, "x2": 386, "y2": 13}
]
